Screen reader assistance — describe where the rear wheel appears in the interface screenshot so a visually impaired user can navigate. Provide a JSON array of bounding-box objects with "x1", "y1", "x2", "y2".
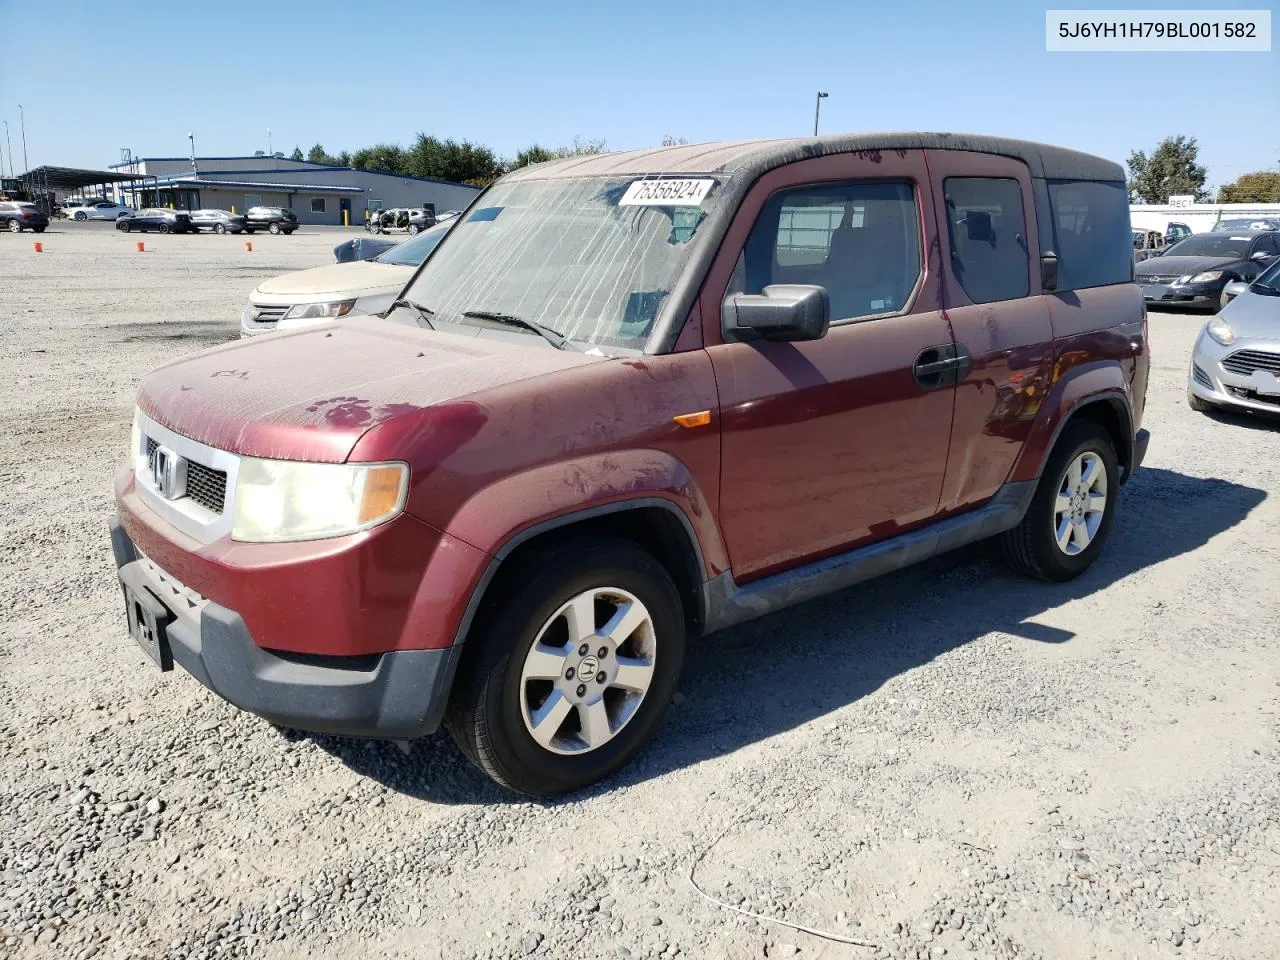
[
  {"x1": 1000, "y1": 420, "x2": 1119, "y2": 582},
  {"x1": 73, "y1": 211, "x2": 87, "y2": 221},
  {"x1": 32, "y1": 226, "x2": 45, "y2": 233},
  {"x1": 118, "y1": 221, "x2": 131, "y2": 232},
  {"x1": 268, "y1": 223, "x2": 281, "y2": 235},
  {"x1": 213, "y1": 224, "x2": 226, "y2": 235},
  {"x1": 7, "y1": 219, "x2": 21, "y2": 233},
  {"x1": 408, "y1": 224, "x2": 420, "y2": 235},
  {"x1": 446, "y1": 539, "x2": 686, "y2": 796}
]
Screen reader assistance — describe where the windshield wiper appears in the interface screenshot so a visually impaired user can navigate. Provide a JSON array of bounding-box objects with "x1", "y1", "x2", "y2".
[
  {"x1": 387, "y1": 298, "x2": 435, "y2": 329},
  {"x1": 461, "y1": 310, "x2": 575, "y2": 351}
]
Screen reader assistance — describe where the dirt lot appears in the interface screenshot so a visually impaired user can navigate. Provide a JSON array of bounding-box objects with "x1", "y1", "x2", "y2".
[{"x1": 1, "y1": 223, "x2": 1278, "y2": 960}]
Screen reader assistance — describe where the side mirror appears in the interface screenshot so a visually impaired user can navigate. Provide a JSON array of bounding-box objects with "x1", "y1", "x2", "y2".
[
  {"x1": 723, "y1": 284, "x2": 829, "y2": 342},
  {"x1": 1040, "y1": 251, "x2": 1059, "y2": 292},
  {"x1": 1252, "y1": 250, "x2": 1271, "y2": 261}
]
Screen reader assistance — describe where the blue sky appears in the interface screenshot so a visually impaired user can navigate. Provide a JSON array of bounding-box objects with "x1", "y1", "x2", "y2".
[{"x1": 2, "y1": 0, "x2": 1276, "y2": 191}]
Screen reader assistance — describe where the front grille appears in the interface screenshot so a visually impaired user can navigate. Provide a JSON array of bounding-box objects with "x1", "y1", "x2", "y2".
[
  {"x1": 1141, "y1": 276, "x2": 1180, "y2": 285},
  {"x1": 1192, "y1": 364, "x2": 1213, "y2": 388},
  {"x1": 1225, "y1": 385, "x2": 1280, "y2": 408},
  {"x1": 1222, "y1": 350, "x2": 1280, "y2": 377},
  {"x1": 186, "y1": 461, "x2": 227, "y2": 514},
  {"x1": 248, "y1": 303, "x2": 288, "y2": 327},
  {"x1": 143, "y1": 435, "x2": 227, "y2": 514}
]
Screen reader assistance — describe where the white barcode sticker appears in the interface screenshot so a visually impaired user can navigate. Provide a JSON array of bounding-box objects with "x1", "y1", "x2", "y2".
[{"x1": 619, "y1": 179, "x2": 714, "y2": 207}]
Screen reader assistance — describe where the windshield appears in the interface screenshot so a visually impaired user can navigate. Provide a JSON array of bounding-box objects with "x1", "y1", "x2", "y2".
[
  {"x1": 375, "y1": 220, "x2": 453, "y2": 267},
  {"x1": 1164, "y1": 235, "x2": 1250, "y2": 259},
  {"x1": 401, "y1": 175, "x2": 722, "y2": 349},
  {"x1": 1216, "y1": 219, "x2": 1276, "y2": 232},
  {"x1": 1252, "y1": 259, "x2": 1280, "y2": 290}
]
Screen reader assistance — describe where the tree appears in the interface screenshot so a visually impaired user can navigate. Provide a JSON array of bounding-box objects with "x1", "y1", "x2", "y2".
[
  {"x1": 506, "y1": 137, "x2": 607, "y2": 172},
  {"x1": 335, "y1": 151, "x2": 352, "y2": 167},
  {"x1": 307, "y1": 143, "x2": 336, "y2": 164},
  {"x1": 661, "y1": 135, "x2": 689, "y2": 146},
  {"x1": 508, "y1": 144, "x2": 559, "y2": 170},
  {"x1": 408, "y1": 134, "x2": 504, "y2": 185},
  {"x1": 290, "y1": 146, "x2": 304, "y2": 161},
  {"x1": 350, "y1": 143, "x2": 409, "y2": 174},
  {"x1": 1126, "y1": 136, "x2": 1210, "y2": 204},
  {"x1": 1217, "y1": 171, "x2": 1280, "y2": 203}
]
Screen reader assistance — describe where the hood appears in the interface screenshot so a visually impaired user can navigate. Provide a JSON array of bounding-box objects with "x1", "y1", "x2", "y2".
[
  {"x1": 1219, "y1": 286, "x2": 1280, "y2": 340},
  {"x1": 254, "y1": 260, "x2": 412, "y2": 298},
  {"x1": 138, "y1": 317, "x2": 602, "y2": 462},
  {"x1": 1135, "y1": 255, "x2": 1235, "y2": 277}
]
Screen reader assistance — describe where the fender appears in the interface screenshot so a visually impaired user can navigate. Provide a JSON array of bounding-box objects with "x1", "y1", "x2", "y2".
[
  {"x1": 1009, "y1": 359, "x2": 1134, "y2": 484},
  {"x1": 425, "y1": 450, "x2": 729, "y2": 648}
]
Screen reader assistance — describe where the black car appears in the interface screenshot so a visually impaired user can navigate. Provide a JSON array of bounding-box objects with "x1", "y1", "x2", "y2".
[
  {"x1": 1135, "y1": 230, "x2": 1280, "y2": 312},
  {"x1": 244, "y1": 206, "x2": 298, "y2": 235},
  {"x1": 115, "y1": 209, "x2": 196, "y2": 234},
  {"x1": 190, "y1": 209, "x2": 249, "y2": 234},
  {"x1": 0, "y1": 201, "x2": 49, "y2": 233}
]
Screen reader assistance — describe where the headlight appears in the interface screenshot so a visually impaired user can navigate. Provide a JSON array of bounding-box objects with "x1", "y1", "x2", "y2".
[
  {"x1": 283, "y1": 300, "x2": 356, "y2": 321},
  {"x1": 1206, "y1": 315, "x2": 1235, "y2": 346},
  {"x1": 1189, "y1": 271, "x2": 1223, "y2": 284},
  {"x1": 231, "y1": 459, "x2": 408, "y2": 542}
]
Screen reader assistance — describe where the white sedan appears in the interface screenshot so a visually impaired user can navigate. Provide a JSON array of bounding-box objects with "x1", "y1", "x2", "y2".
[
  {"x1": 68, "y1": 200, "x2": 134, "y2": 221},
  {"x1": 240, "y1": 218, "x2": 453, "y2": 336}
]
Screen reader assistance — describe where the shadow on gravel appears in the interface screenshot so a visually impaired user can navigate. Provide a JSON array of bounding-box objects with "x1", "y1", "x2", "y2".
[
  {"x1": 305, "y1": 467, "x2": 1265, "y2": 805},
  {"x1": 105, "y1": 321, "x2": 238, "y2": 344},
  {"x1": 1201, "y1": 407, "x2": 1280, "y2": 432}
]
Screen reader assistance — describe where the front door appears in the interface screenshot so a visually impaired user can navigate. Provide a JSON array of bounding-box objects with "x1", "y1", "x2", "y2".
[{"x1": 702, "y1": 150, "x2": 957, "y2": 581}]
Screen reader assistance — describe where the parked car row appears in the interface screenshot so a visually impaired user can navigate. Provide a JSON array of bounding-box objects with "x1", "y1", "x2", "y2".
[
  {"x1": 110, "y1": 206, "x2": 300, "y2": 235},
  {"x1": 1136, "y1": 230, "x2": 1280, "y2": 312}
]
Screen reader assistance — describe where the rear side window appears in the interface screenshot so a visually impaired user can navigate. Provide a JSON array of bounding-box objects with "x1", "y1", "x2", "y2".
[
  {"x1": 943, "y1": 177, "x2": 1029, "y2": 304},
  {"x1": 739, "y1": 181, "x2": 922, "y2": 322},
  {"x1": 1047, "y1": 180, "x2": 1132, "y2": 290}
]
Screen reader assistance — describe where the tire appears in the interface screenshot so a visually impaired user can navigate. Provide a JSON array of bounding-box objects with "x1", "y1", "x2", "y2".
[
  {"x1": 33, "y1": 226, "x2": 45, "y2": 233},
  {"x1": 446, "y1": 539, "x2": 686, "y2": 796},
  {"x1": 1000, "y1": 420, "x2": 1119, "y2": 582},
  {"x1": 408, "y1": 224, "x2": 420, "y2": 235},
  {"x1": 214, "y1": 224, "x2": 226, "y2": 235},
  {"x1": 159, "y1": 224, "x2": 170, "y2": 234},
  {"x1": 1187, "y1": 389, "x2": 1213, "y2": 413},
  {"x1": 73, "y1": 211, "x2": 87, "y2": 221},
  {"x1": 7, "y1": 220, "x2": 21, "y2": 233},
  {"x1": 268, "y1": 223, "x2": 281, "y2": 235},
  {"x1": 119, "y1": 221, "x2": 131, "y2": 232}
]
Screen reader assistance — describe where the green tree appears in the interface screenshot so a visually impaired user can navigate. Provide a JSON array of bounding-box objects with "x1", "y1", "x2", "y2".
[
  {"x1": 408, "y1": 134, "x2": 504, "y2": 184},
  {"x1": 509, "y1": 144, "x2": 559, "y2": 170},
  {"x1": 661, "y1": 135, "x2": 689, "y2": 146},
  {"x1": 335, "y1": 151, "x2": 352, "y2": 167},
  {"x1": 1217, "y1": 171, "x2": 1280, "y2": 203},
  {"x1": 290, "y1": 146, "x2": 304, "y2": 161},
  {"x1": 307, "y1": 143, "x2": 336, "y2": 164},
  {"x1": 350, "y1": 143, "x2": 409, "y2": 174},
  {"x1": 506, "y1": 137, "x2": 607, "y2": 172},
  {"x1": 1126, "y1": 136, "x2": 1210, "y2": 203}
]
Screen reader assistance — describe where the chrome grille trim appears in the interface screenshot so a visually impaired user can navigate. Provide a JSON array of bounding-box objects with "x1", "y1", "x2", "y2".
[
  {"x1": 133, "y1": 412, "x2": 240, "y2": 546},
  {"x1": 246, "y1": 303, "x2": 288, "y2": 328},
  {"x1": 1222, "y1": 350, "x2": 1280, "y2": 377}
]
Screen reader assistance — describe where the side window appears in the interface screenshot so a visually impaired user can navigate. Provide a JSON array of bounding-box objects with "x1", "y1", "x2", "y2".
[
  {"x1": 1047, "y1": 179, "x2": 1132, "y2": 290},
  {"x1": 1255, "y1": 234, "x2": 1280, "y2": 256},
  {"x1": 943, "y1": 177, "x2": 1029, "y2": 304},
  {"x1": 311, "y1": 197, "x2": 326, "y2": 214},
  {"x1": 739, "y1": 181, "x2": 921, "y2": 322}
]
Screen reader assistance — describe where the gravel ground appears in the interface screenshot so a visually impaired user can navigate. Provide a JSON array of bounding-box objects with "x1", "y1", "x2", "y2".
[{"x1": 1, "y1": 224, "x2": 1278, "y2": 960}]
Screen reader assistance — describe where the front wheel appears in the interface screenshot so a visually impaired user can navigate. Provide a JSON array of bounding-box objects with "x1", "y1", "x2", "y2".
[
  {"x1": 32, "y1": 226, "x2": 45, "y2": 233},
  {"x1": 268, "y1": 223, "x2": 281, "y2": 235},
  {"x1": 408, "y1": 224, "x2": 420, "y2": 235},
  {"x1": 1188, "y1": 389, "x2": 1213, "y2": 413},
  {"x1": 213, "y1": 224, "x2": 226, "y2": 235},
  {"x1": 1000, "y1": 420, "x2": 1119, "y2": 582},
  {"x1": 73, "y1": 211, "x2": 87, "y2": 221},
  {"x1": 446, "y1": 539, "x2": 686, "y2": 796},
  {"x1": 7, "y1": 219, "x2": 21, "y2": 233},
  {"x1": 118, "y1": 221, "x2": 131, "y2": 232},
  {"x1": 159, "y1": 224, "x2": 170, "y2": 234}
]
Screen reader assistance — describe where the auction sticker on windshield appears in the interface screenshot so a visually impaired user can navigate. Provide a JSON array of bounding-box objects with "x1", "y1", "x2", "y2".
[{"x1": 619, "y1": 179, "x2": 714, "y2": 207}]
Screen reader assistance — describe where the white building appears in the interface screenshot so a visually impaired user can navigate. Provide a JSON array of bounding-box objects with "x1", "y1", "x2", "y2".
[
  {"x1": 1130, "y1": 201, "x2": 1280, "y2": 235},
  {"x1": 107, "y1": 154, "x2": 481, "y2": 225}
]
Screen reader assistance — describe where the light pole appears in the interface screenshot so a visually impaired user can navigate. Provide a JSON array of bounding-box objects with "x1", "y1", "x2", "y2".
[
  {"x1": 267, "y1": 127, "x2": 272, "y2": 156},
  {"x1": 813, "y1": 91, "x2": 829, "y2": 137},
  {"x1": 3, "y1": 121, "x2": 12, "y2": 178},
  {"x1": 18, "y1": 103, "x2": 29, "y2": 172},
  {"x1": 188, "y1": 132, "x2": 198, "y2": 174}
]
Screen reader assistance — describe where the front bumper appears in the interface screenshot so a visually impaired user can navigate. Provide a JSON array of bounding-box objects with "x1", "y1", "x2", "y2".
[
  {"x1": 1140, "y1": 280, "x2": 1219, "y2": 307},
  {"x1": 111, "y1": 519, "x2": 462, "y2": 738},
  {"x1": 1188, "y1": 332, "x2": 1280, "y2": 415}
]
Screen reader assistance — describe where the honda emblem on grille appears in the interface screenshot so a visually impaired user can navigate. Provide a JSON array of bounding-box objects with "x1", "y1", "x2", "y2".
[{"x1": 152, "y1": 446, "x2": 187, "y2": 500}]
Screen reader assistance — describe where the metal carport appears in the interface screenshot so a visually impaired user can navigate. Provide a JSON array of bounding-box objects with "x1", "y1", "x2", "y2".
[{"x1": 14, "y1": 165, "x2": 152, "y2": 215}]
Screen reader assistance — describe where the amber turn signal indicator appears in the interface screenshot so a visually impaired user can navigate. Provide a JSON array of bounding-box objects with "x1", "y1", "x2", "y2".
[
  {"x1": 358, "y1": 465, "x2": 408, "y2": 524},
  {"x1": 672, "y1": 410, "x2": 712, "y2": 429}
]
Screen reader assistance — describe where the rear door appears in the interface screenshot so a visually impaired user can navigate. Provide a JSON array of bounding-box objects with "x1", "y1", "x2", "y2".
[
  {"x1": 924, "y1": 151, "x2": 1053, "y2": 514},
  {"x1": 702, "y1": 150, "x2": 957, "y2": 580}
]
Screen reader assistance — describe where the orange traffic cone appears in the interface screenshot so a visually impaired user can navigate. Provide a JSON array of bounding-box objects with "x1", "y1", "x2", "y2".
[
  {"x1": 33, "y1": 242, "x2": 43, "y2": 253},
  {"x1": 244, "y1": 241, "x2": 253, "y2": 252},
  {"x1": 136, "y1": 241, "x2": 145, "y2": 253}
]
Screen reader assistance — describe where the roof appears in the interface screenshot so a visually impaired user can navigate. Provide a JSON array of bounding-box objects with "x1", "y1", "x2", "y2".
[
  {"x1": 502, "y1": 132, "x2": 1125, "y2": 184},
  {"x1": 15, "y1": 165, "x2": 149, "y2": 190},
  {"x1": 108, "y1": 155, "x2": 341, "y2": 169},
  {"x1": 110, "y1": 157, "x2": 480, "y2": 190},
  {"x1": 155, "y1": 177, "x2": 364, "y2": 194}
]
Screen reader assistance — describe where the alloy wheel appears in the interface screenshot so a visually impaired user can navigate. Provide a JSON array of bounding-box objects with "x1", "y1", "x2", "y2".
[
  {"x1": 1053, "y1": 451, "x2": 1108, "y2": 555},
  {"x1": 518, "y1": 587, "x2": 657, "y2": 755}
]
